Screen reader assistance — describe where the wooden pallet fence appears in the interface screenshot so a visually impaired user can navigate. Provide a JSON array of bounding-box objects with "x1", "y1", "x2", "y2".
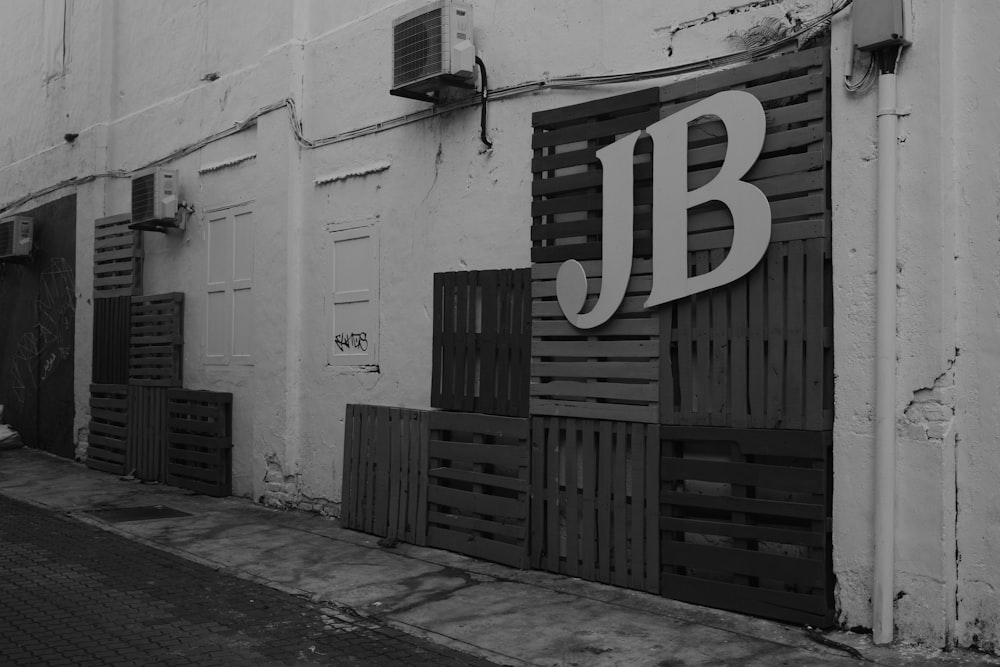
[
  {"x1": 86, "y1": 384, "x2": 129, "y2": 475},
  {"x1": 529, "y1": 49, "x2": 831, "y2": 428},
  {"x1": 126, "y1": 386, "x2": 169, "y2": 482},
  {"x1": 129, "y1": 292, "x2": 184, "y2": 387},
  {"x1": 657, "y1": 47, "x2": 832, "y2": 431},
  {"x1": 426, "y1": 410, "x2": 530, "y2": 568},
  {"x1": 530, "y1": 416, "x2": 659, "y2": 592},
  {"x1": 166, "y1": 389, "x2": 233, "y2": 497},
  {"x1": 92, "y1": 296, "x2": 131, "y2": 384},
  {"x1": 341, "y1": 404, "x2": 429, "y2": 545},
  {"x1": 530, "y1": 86, "x2": 662, "y2": 424},
  {"x1": 431, "y1": 269, "x2": 531, "y2": 417},
  {"x1": 93, "y1": 213, "x2": 143, "y2": 298},
  {"x1": 660, "y1": 239, "x2": 831, "y2": 430},
  {"x1": 659, "y1": 426, "x2": 833, "y2": 627}
]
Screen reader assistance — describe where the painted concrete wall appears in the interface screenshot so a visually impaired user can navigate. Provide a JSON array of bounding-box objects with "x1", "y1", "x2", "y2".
[
  {"x1": 831, "y1": 0, "x2": 1000, "y2": 653},
  {"x1": 3, "y1": 0, "x2": 1000, "y2": 653}
]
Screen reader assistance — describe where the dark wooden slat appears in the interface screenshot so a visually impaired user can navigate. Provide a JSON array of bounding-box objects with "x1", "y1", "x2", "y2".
[
  {"x1": 431, "y1": 273, "x2": 443, "y2": 408},
  {"x1": 426, "y1": 526, "x2": 528, "y2": 569},
  {"x1": 480, "y1": 270, "x2": 498, "y2": 416},
  {"x1": 428, "y1": 411, "x2": 529, "y2": 439},
  {"x1": 530, "y1": 417, "x2": 545, "y2": 569},
  {"x1": 629, "y1": 422, "x2": 645, "y2": 590},
  {"x1": 644, "y1": 429, "x2": 660, "y2": 593},
  {"x1": 427, "y1": 486, "x2": 526, "y2": 520},
  {"x1": 766, "y1": 246, "x2": 785, "y2": 427},
  {"x1": 565, "y1": 417, "x2": 580, "y2": 578},
  {"x1": 786, "y1": 240, "x2": 805, "y2": 428},
  {"x1": 428, "y1": 441, "x2": 527, "y2": 466},
  {"x1": 613, "y1": 422, "x2": 628, "y2": 587},
  {"x1": 661, "y1": 542, "x2": 824, "y2": 588},
  {"x1": 660, "y1": 517, "x2": 826, "y2": 548},
  {"x1": 658, "y1": 48, "x2": 825, "y2": 105},
  {"x1": 661, "y1": 490, "x2": 825, "y2": 520},
  {"x1": 660, "y1": 574, "x2": 831, "y2": 626},
  {"x1": 532, "y1": 87, "x2": 660, "y2": 128},
  {"x1": 426, "y1": 511, "x2": 526, "y2": 540},
  {"x1": 659, "y1": 426, "x2": 829, "y2": 459},
  {"x1": 661, "y1": 457, "x2": 824, "y2": 494},
  {"x1": 597, "y1": 420, "x2": 612, "y2": 583},
  {"x1": 804, "y1": 238, "x2": 825, "y2": 430},
  {"x1": 546, "y1": 416, "x2": 560, "y2": 572}
]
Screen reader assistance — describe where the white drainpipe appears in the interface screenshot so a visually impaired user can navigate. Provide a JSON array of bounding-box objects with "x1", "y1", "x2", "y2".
[{"x1": 873, "y1": 66, "x2": 901, "y2": 646}]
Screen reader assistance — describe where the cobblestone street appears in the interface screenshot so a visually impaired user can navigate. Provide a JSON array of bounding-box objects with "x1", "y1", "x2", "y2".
[{"x1": 0, "y1": 495, "x2": 492, "y2": 666}]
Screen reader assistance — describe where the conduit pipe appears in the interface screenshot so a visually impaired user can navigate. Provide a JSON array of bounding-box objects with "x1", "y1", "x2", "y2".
[{"x1": 873, "y1": 60, "x2": 902, "y2": 646}]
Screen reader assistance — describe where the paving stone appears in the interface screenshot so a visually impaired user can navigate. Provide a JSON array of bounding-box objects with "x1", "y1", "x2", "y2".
[{"x1": 0, "y1": 495, "x2": 493, "y2": 666}]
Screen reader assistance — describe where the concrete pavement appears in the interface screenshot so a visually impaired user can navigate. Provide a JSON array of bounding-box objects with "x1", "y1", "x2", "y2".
[{"x1": 1, "y1": 446, "x2": 997, "y2": 666}]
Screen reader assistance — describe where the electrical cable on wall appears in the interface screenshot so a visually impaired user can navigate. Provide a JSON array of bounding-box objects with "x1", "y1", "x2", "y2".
[
  {"x1": 475, "y1": 56, "x2": 493, "y2": 149},
  {"x1": 0, "y1": 0, "x2": 852, "y2": 216}
]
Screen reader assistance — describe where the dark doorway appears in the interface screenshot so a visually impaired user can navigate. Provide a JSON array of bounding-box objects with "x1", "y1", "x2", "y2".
[{"x1": 0, "y1": 195, "x2": 77, "y2": 458}]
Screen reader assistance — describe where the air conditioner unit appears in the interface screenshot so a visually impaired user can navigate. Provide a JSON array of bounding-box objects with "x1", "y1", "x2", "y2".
[
  {"x1": 129, "y1": 167, "x2": 179, "y2": 232},
  {"x1": 0, "y1": 216, "x2": 34, "y2": 262},
  {"x1": 391, "y1": 1, "x2": 475, "y2": 103}
]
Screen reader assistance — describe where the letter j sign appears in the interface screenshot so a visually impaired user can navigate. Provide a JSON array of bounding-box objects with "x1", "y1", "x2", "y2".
[{"x1": 556, "y1": 90, "x2": 771, "y2": 329}]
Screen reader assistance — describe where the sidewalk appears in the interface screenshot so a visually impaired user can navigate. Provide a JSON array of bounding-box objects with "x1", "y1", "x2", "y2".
[{"x1": 1, "y1": 447, "x2": 996, "y2": 667}]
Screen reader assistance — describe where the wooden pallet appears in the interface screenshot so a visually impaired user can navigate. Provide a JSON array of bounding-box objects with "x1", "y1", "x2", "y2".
[
  {"x1": 659, "y1": 426, "x2": 833, "y2": 627},
  {"x1": 431, "y1": 269, "x2": 531, "y2": 417},
  {"x1": 341, "y1": 404, "x2": 429, "y2": 545},
  {"x1": 93, "y1": 213, "x2": 142, "y2": 298},
  {"x1": 92, "y1": 296, "x2": 131, "y2": 384},
  {"x1": 426, "y1": 410, "x2": 530, "y2": 568},
  {"x1": 656, "y1": 47, "x2": 832, "y2": 430},
  {"x1": 166, "y1": 389, "x2": 233, "y2": 497},
  {"x1": 86, "y1": 384, "x2": 129, "y2": 475},
  {"x1": 529, "y1": 48, "x2": 831, "y2": 429},
  {"x1": 530, "y1": 416, "x2": 660, "y2": 592},
  {"x1": 129, "y1": 293, "x2": 184, "y2": 387},
  {"x1": 530, "y1": 87, "x2": 662, "y2": 424},
  {"x1": 126, "y1": 386, "x2": 169, "y2": 482}
]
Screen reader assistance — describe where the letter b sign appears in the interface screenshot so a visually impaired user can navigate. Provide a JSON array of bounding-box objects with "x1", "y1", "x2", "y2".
[{"x1": 556, "y1": 91, "x2": 771, "y2": 329}]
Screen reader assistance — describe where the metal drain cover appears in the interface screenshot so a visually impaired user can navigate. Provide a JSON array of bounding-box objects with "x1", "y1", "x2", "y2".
[{"x1": 85, "y1": 505, "x2": 193, "y2": 523}]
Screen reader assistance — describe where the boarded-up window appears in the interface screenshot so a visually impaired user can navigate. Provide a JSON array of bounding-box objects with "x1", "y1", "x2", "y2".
[
  {"x1": 206, "y1": 206, "x2": 253, "y2": 365},
  {"x1": 327, "y1": 223, "x2": 378, "y2": 367}
]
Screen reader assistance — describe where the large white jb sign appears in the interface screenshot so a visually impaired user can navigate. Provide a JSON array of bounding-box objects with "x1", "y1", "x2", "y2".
[{"x1": 556, "y1": 90, "x2": 771, "y2": 329}]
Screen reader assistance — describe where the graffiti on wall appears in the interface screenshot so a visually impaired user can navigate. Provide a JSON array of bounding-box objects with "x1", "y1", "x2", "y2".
[
  {"x1": 9, "y1": 257, "x2": 75, "y2": 409},
  {"x1": 334, "y1": 331, "x2": 368, "y2": 352}
]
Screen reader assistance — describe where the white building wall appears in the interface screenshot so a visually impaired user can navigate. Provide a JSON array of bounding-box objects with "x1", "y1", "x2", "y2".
[{"x1": 3, "y1": 0, "x2": 1000, "y2": 652}]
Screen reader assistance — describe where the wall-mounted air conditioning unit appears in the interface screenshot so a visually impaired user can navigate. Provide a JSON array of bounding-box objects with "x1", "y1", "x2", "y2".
[
  {"x1": 0, "y1": 216, "x2": 34, "y2": 262},
  {"x1": 129, "y1": 167, "x2": 179, "y2": 232},
  {"x1": 391, "y1": 1, "x2": 475, "y2": 103}
]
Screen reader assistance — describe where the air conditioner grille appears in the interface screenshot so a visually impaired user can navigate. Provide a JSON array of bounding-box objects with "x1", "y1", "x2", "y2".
[
  {"x1": 393, "y1": 8, "x2": 443, "y2": 87},
  {"x1": 0, "y1": 223, "x2": 11, "y2": 255},
  {"x1": 132, "y1": 172, "x2": 155, "y2": 222}
]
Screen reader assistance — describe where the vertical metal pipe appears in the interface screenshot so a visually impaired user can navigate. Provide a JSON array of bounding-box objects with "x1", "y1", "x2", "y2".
[{"x1": 873, "y1": 70, "x2": 899, "y2": 646}]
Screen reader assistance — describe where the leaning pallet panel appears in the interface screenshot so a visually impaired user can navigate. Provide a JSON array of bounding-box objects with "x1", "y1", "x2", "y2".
[
  {"x1": 431, "y1": 269, "x2": 531, "y2": 418},
  {"x1": 86, "y1": 384, "x2": 129, "y2": 475},
  {"x1": 129, "y1": 292, "x2": 184, "y2": 387},
  {"x1": 341, "y1": 404, "x2": 429, "y2": 546},
  {"x1": 93, "y1": 213, "x2": 143, "y2": 298},
  {"x1": 530, "y1": 87, "x2": 663, "y2": 424},
  {"x1": 530, "y1": 47, "x2": 831, "y2": 429},
  {"x1": 530, "y1": 416, "x2": 659, "y2": 592},
  {"x1": 126, "y1": 386, "x2": 169, "y2": 482},
  {"x1": 166, "y1": 389, "x2": 233, "y2": 497},
  {"x1": 426, "y1": 410, "x2": 530, "y2": 568},
  {"x1": 656, "y1": 46, "x2": 832, "y2": 431},
  {"x1": 659, "y1": 426, "x2": 833, "y2": 627}
]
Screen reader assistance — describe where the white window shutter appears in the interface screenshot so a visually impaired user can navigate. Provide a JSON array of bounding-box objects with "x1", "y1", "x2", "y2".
[{"x1": 328, "y1": 224, "x2": 379, "y2": 367}]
